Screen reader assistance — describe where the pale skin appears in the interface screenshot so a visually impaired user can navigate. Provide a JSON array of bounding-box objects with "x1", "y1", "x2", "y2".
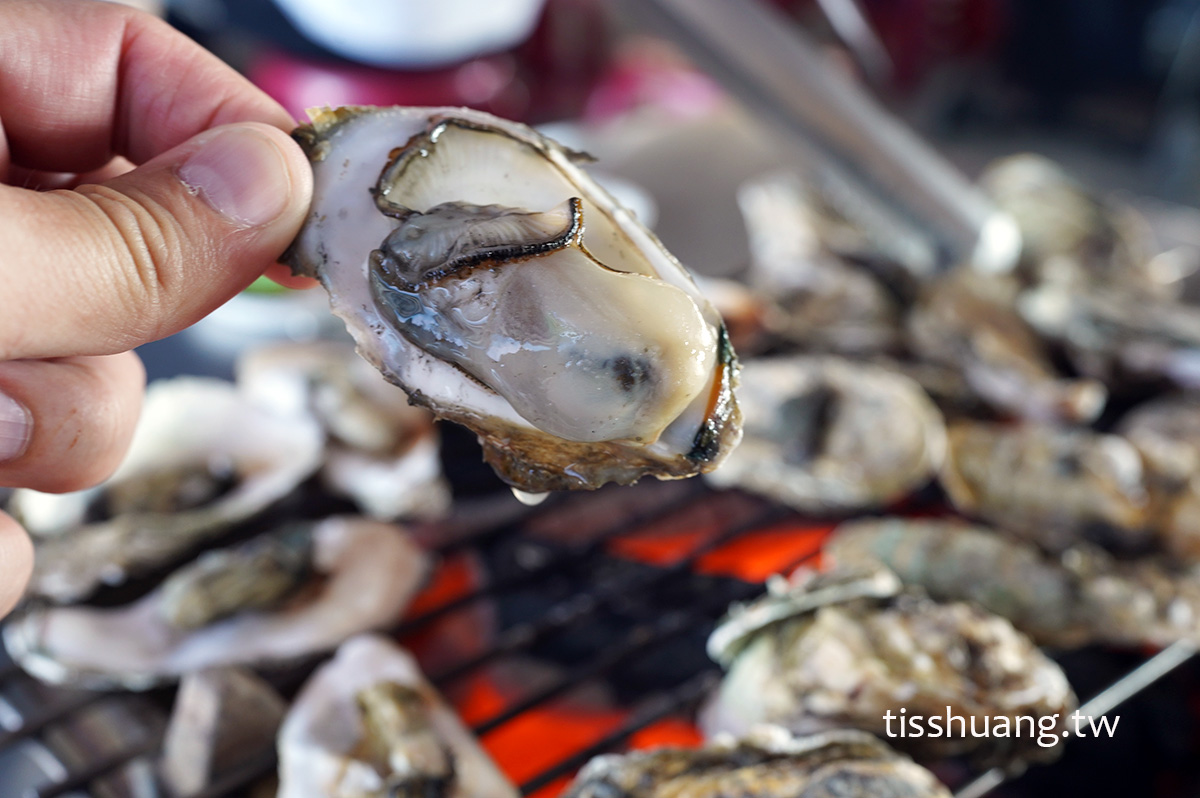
[{"x1": 0, "y1": 0, "x2": 317, "y2": 616}]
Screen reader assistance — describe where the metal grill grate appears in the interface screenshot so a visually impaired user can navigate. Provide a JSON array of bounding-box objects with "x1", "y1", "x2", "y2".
[{"x1": 0, "y1": 480, "x2": 1195, "y2": 798}]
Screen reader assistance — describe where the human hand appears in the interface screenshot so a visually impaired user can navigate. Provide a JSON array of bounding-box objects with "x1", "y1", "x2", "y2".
[{"x1": 0, "y1": 0, "x2": 315, "y2": 616}]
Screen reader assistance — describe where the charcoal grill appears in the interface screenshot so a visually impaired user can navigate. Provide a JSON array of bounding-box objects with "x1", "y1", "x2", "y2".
[{"x1": 2, "y1": 466, "x2": 1199, "y2": 798}]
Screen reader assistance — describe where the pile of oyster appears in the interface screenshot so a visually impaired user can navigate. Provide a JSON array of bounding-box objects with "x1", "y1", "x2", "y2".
[
  {"x1": 4, "y1": 339, "x2": 457, "y2": 689},
  {"x1": 684, "y1": 149, "x2": 1200, "y2": 790}
]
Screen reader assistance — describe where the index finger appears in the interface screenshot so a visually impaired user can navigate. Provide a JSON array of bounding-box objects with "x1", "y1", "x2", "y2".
[{"x1": 0, "y1": 0, "x2": 296, "y2": 176}]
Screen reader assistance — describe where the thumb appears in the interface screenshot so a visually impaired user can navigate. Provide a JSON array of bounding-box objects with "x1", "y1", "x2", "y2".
[{"x1": 0, "y1": 122, "x2": 313, "y2": 360}]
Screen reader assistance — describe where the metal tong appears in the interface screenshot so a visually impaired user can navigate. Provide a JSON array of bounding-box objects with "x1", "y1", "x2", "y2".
[{"x1": 624, "y1": 0, "x2": 1021, "y2": 275}]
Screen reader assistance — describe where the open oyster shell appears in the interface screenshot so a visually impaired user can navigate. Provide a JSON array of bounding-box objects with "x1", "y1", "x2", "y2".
[
  {"x1": 4, "y1": 517, "x2": 428, "y2": 690},
  {"x1": 826, "y1": 516, "x2": 1200, "y2": 650},
  {"x1": 284, "y1": 106, "x2": 741, "y2": 492},
  {"x1": 700, "y1": 567, "x2": 1075, "y2": 767},
  {"x1": 237, "y1": 341, "x2": 450, "y2": 520},
  {"x1": 277, "y1": 634, "x2": 518, "y2": 798},
  {"x1": 11, "y1": 377, "x2": 324, "y2": 603}
]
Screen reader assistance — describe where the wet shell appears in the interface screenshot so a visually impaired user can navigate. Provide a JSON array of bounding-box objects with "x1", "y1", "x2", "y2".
[
  {"x1": 940, "y1": 420, "x2": 1153, "y2": 553},
  {"x1": 283, "y1": 106, "x2": 741, "y2": 492},
  {"x1": 701, "y1": 568, "x2": 1075, "y2": 767},
  {"x1": 237, "y1": 341, "x2": 450, "y2": 520}
]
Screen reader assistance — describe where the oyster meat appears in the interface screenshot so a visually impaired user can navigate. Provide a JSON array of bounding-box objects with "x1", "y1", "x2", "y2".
[
  {"x1": 277, "y1": 634, "x2": 518, "y2": 798},
  {"x1": 284, "y1": 106, "x2": 741, "y2": 492},
  {"x1": 563, "y1": 726, "x2": 951, "y2": 798},
  {"x1": 699, "y1": 567, "x2": 1074, "y2": 767}
]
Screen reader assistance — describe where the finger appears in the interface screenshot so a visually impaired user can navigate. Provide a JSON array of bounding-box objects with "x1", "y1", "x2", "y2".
[
  {"x1": 0, "y1": 0, "x2": 294, "y2": 174},
  {"x1": 0, "y1": 122, "x2": 313, "y2": 360},
  {"x1": 263, "y1": 262, "x2": 319, "y2": 290},
  {"x1": 0, "y1": 352, "x2": 145, "y2": 493},
  {"x1": 0, "y1": 511, "x2": 33, "y2": 618},
  {"x1": 7, "y1": 155, "x2": 137, "y2": 191}
]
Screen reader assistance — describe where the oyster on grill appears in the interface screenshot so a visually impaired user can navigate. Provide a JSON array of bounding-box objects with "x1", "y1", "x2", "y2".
[
  {"x1": 704, "y1": 356, "x2": 944, "y2": 512},
  {"x1": 277, "y1": 634, "x2": 518, "y2": 798},
  {"x1": 906, "y1": 268, "x2": 1106, "y2": 423},
  {"x1": 737, "y1": 172, "x2": 903, "y2": 356},
  {"x1": 563, "y1": 726, "x2": 951, "y2": 798},
  {"x1": 826, "y1": 517, "x2": 1200, "y2": 649},
  {"x1": 11, "y1": 377, "x2": 324, "y2": 603},
  {"x1": 4, "y1": 517, "x2": 428, "y2": 689},
  {"x1": 1119, "y1": 394, "x2": 1200, "y2": 560},
  {"x1": 237, "y1": 341, "x2": 450, "y2": 520},
  {"x1": 940, "y1": 420, "x2": 1153, "y2": 554},
  {"x1": 699, "y1": 567, "x2": 1074, "y2": 766},
  {"x1": 284, "y1": 106, "x2": 741, "y2": 492},
  {"x1": 979, "y1": 154, "x2": 1159, "y2": 293}
]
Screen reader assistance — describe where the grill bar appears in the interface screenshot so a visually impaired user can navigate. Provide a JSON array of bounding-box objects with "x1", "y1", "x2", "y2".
[
  {"x1": 32, "y1": 738, "x2": 158, "y2": 798},
  {"x1": 432, "y1": 505, "x2": 792, "y2": 686},
  {"x1": 511, "y1": 540, "x2": 830, "y2": 794},
  {"x1": 518, "y1": 668, "x2": 723, "y2": 796},
  {"x1": 953, "y1": 639, "x2": 1199, "y2": 798},
  {"x1": 468, "y1": 537, "x2": 800, "y2": 738},
  {"x1": 472, "y1": 605, "x2": 712, "y2": 737},
  {"x1": 395, "y1": 486, "x2": 718, "y2": 638},
  {"x1": 7, "y1": 476, "x2": 1198, "y2": 798},
  {"x1": 0, "y1": 692, "x2": 111, "y2": 752}
]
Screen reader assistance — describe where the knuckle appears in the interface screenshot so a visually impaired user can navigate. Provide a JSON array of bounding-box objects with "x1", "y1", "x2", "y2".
[{"x1": 72, "y1": 184, "x2": 185, "y2": 342}]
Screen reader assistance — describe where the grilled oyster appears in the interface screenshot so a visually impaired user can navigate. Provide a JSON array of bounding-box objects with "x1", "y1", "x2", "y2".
[
  {"x1": 4, "y1": 517, "x2": 428, "y2": 689},
  {"x1": 237, "y1": 341, "x2": 450, "y2": 520},
  {"x1": 563, "y1": 726, "x2": 951, "y2": 798},
  {"x1": 700, "y1": 567, "x2": 1074, "y2": 767},
  {"x1": 277, "y1": 634, "x2": 517, "y2": 798},
  {"x1": 737, "y1": 172, "x2": 903, "y2": 356},
  {"x1": 1118, "y1": 395, "x2": 1200, "y2": 560},
  {"x1": 284, "y1": 106, "x2": 741, "y2": 492},
  {"x1": 11, "y1": 377, "x2": 324, "y2": 603},
  {"x1": 979, "y1": 154, "x2": 1159, "y2": 293},
  {"x1": 906, "y1": 268, "x2": 1106, "y2": 424},
  {"x1": 940, "y1": 420, "x2": 1153, "y2": 554},
  {"x1": 704, "y1": 357, "x2": 944, "y2": 512},
  {"x1": 826, "y1": 517, "x2": 1200, "y2": 650}
]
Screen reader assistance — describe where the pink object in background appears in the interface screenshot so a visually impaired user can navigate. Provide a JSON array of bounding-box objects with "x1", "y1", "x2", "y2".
[
  {"x1": 248, "y1": 0, "x2": 611, "y2": 125},
  {"x1": 250, "y1": 48, "x2": 531, "y2": 122}
]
